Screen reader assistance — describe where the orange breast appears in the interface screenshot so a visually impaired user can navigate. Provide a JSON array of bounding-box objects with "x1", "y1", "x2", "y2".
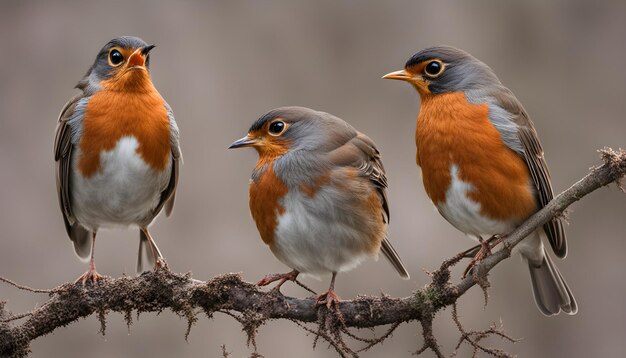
[
  {"x1": 416, "y1": 92, "x2": 536, "y2": 221},
  {"x1": 249, "y1": 163, "x2": 288, "y2": 245},
  {"x1": 78, "y1": 78, "x2": 170, "y2": 178}
]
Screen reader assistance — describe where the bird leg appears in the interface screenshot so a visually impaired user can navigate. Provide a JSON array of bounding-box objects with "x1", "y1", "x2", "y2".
[
  {"x1": 141, "y1": 228, "x2": 166, "y2": 269},
  {"x1": 486, "y1": 234, "x2": 504, "y2": 249},
  {"x1": 75, "y1": 232, "x2": 103, "y2": 285},
  {"x1": 316, "y1": 272, "x2": 340, "y2": 309},
  {"x1": 256, "y1": 270, "x2": 300, "y2": 292},
  {"x1": 459, "y1": 244, "x2": 483, "y2": 259},
  {"x1": 462, "y1": 235, "x2": 503, "y2": 277}
]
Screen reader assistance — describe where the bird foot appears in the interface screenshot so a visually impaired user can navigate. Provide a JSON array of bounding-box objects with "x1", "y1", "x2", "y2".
[
  {"x1": 462, "y1": 235, "x2": 503, "y2": 278},
  {"x1": 154, "y1": 257, "x2": 168, "y2": 270},
  {"x1": 316, "y1": 289, "x2": 341, "y2": 309},
  {"x1": 257, "y1": 270, "x2": 299, "y2": 292},
  {"x1": 75, "y1": 268, "x2": 103, "y2": 286}
]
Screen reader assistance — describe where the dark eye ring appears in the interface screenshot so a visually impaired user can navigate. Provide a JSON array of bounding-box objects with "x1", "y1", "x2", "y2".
[
  {"x1": 268, "y1": 120, "x2": 286, "y2": 136},
  {"x1": 424, "y1": 60, "x2": 444, "y2": 78},
  {"x1": 109, "y1": 49, "x2": 124, "y2": 66}
]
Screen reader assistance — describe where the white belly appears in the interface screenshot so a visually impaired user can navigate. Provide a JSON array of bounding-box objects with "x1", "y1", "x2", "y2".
[
  {"x1": 271, "y1": 189, "x2": 378, "y2": 276},
  {"x1": 71, "y1": 136, "x2": 171, "y2": 230},
  {"x1": 436, "y1": 164, "x2": 515, "y2": 238}
]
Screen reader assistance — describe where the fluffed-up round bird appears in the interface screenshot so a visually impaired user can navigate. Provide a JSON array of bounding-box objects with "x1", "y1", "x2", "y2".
[{"x1": 229, "y1": 107, "x2": 409, "y2": 307}]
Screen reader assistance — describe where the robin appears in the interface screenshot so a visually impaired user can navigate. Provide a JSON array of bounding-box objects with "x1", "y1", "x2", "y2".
[
  {"x1": 383, "y1": 46, "x2": 576, "y2": 316},
  {"x1": 54, "y1": 36, "x2": 181, "y2": 283},
  {"x1": 229, "y1": 106, "x2": 409, "y2": 306}
]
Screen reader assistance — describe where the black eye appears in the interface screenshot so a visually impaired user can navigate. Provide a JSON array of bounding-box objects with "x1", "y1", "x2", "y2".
[
  {"x1": 268, "y1": 121, "x2": 286, "y2": 135},
  {"x1": 109, "y1": 49, "x2": 124, "y2": 66},
  {"x1": 424, "y1": 60, "x2": 443, "y2": 77}
]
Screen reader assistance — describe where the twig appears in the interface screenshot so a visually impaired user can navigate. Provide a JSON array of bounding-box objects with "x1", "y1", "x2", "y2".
[
  {"x1": 451, "y1": 303, "x2": 517, "y2": 358},
  {"x1": 0, "y1": 276, "x2": 52, "y2": 294}
]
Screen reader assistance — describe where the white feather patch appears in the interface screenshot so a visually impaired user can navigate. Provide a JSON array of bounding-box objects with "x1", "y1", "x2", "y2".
[
  {"x1": 71, "y1": 136, "x2": 171, "y2": 230},
  {"x1": 437, "y1": 164, "x2": 515, "y2": 237}
]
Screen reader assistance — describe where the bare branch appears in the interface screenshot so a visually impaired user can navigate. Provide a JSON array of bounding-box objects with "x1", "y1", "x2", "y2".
[{"x1": 0, "y1": 148, "x2": 624, "y2": 357}]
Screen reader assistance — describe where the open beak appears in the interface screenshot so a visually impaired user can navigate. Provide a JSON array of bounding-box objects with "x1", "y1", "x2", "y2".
[
  {"x1": 128, "y1": 45, "x2": 155, "y2": 68},
  {"x1": 228, "y1": 135, "x2": 258, "y2": 149},
  {"x1": 382, "y1": 69, "x2": 412, "y2": 81}
]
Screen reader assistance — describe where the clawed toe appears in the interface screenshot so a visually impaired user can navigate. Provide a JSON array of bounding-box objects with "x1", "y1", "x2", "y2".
[
  {"x1": 154, "y1": 257, "x2": 168, "y2": 270},
  {"x1": 316, "y1": 290, "x2": 340, "y2": 309},
  {"x1": 75, "y1": 269, "x2": 103, "y2": 285},
  {"x1": 256, "y1": 270, "x2": 299, "y2": 292},
  {"x1": 462, "y1": 235, "x2": 504, "y2": 277}
]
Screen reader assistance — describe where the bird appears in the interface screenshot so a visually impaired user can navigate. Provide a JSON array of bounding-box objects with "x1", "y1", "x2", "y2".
[
  {"x1": 229, "y1": 106, "x2": 409, "y2": 307},
  {"x1": 383, "y1": 46, "x2": 577, "y2": 316},
  {"x1": 54, "y1": 36, "x2": 181, "y2": 284}
]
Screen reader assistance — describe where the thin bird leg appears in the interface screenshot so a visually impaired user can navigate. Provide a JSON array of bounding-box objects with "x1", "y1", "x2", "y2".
[
  {"x1": 75, "y1": 232, "x2": 103, "y2": 285},
  {"x1": 459, "y1": 244, "x2": 482, "y2": 259},
  {"x1": 141, "y1": 228, "x2": 165, "y2": 269},
  {"x1": 257, "y1": 270, "x2": 299, "y2": 292},
  {"x1": 459, "y1": 234, "x2": 505, "y2": 259},
  {"x1": 316, "y1": 272, "x2": 341, "y2": 309},
  {"x1": 463, "y1": 236, "x2": 493, "y2": 277},
  {"x1": 485, "y1": 234, "x2": 504, "y2": 249}
]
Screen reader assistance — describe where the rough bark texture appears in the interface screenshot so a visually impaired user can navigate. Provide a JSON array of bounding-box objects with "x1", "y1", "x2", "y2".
[{"x1": 1, "y1": 148, "x2": 624, "y2": 357}]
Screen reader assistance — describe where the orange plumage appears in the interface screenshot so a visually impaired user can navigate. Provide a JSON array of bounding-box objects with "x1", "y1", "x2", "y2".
[
  {"x1": 249, "y1": 163, "x2": 288, "y2": 245},
  {"x1": 416, "y1": 92, "x2": 536, "y2": 221},
  {"x1": 385, "y1": 46, "x2": 576, "y2": 315},
  {"x1": 77, "y1": 70, "x2": 171, "y2": 177}
]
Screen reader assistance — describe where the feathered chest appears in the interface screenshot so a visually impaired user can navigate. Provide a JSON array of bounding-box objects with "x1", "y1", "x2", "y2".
[
  {"x1": 77, "y1": 89, "x2": 171, "y2": 178},
  {"x1": 415, "y1": 92, "x2": 536, "y2": 221},
  {"x1": 249, "y1": 163, "x2": 288, "y2": 245}
]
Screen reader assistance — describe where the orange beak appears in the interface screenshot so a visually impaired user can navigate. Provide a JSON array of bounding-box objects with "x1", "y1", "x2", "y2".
[
  {"x1": 382, "y1": 69, "x2": 412, "y2": 81},
  {"x1": 383, "y1": 68, "x2": 430, "y2": 94},
  {"x1": 127, "y1": 45, "x2": 155, "y2": 68}
]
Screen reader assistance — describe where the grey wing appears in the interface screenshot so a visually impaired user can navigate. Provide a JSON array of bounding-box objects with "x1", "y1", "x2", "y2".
[
  {"x1": 491, "y1": 87, "x2": 567, "y2": 258},
  {"x1": 351, "y1": 133, "x2": 389, "y2": 221},
  {"x1": 54, "y1": 94, "x2": 91, "y2": 260},
  {"x1": 330, "y1": 132, "x2": 410, "y2": 279},
  {"x1": 152, "y1": 103, "x2": 182, "y2": 217}
]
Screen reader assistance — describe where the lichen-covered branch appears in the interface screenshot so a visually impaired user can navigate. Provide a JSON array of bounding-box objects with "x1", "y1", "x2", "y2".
[{"x1": 1, "y1": 148, "x2": 624, "y2": 357}]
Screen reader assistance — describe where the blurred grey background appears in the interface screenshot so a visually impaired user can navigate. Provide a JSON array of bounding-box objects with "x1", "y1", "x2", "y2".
[{"x1": 1, "y1": 1, "x2": 625, "y2": 357}]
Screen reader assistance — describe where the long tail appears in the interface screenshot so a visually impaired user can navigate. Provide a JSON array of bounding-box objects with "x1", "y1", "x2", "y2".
[
  {"x1": 380, "y1": 238, "x2": 410, "y2": 279},
  {"x1": 527, "y1": 249, "x2": 577, "y2": 316}
]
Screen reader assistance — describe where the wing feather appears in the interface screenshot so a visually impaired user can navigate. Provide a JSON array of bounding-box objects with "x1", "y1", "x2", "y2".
[
  {"x1": 153, "y1": 103, "x2": 181, "y2": 217},
  {"x1": 54, "y1": 94, "x2": 92, "y2": 260},
  {"x1": 490, "y1": 88, "x2": 567, "y2": 257},
  {"x1": 328, "y1": 132, "x2": 409, "y2": 278}
]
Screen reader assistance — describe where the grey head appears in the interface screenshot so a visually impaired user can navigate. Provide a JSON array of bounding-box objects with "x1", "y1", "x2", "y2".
[
  {"x1": 229, "y1": 106, "x2": 358, "y2": 154},
  {"x1": 77, "y1": 36, "x2": 155, "y2": 93},
  {"x1": 384, "y1": 46, "x2": 502, "y2": 95}
]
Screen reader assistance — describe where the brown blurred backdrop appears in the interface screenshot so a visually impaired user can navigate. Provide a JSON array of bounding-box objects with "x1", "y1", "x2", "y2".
[{"x1": 1, "y1": 1, "x2": 625, "y2": 357}]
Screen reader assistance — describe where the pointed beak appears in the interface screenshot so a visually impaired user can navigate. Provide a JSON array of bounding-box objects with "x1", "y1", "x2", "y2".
[
  {"x1": 141, "y1": 44, "x2": 156, "y2": 56},
  {"x1": 382, "y1": 69, "x2": 411, "y2": 81},
  {"x1": 228, "y1": 135, "x2": 258, "y2": 149},
  {"x1": 128, "y1": 48, "x2": 147, "y2": 67},
  {"x1": 127, "y1": 45, "x2": 155, "y2": 68}
]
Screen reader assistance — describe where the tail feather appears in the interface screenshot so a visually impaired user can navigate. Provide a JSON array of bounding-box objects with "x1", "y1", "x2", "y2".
[
  {"x1": 380, "y1": 238, "x2": 410, "y2": 279},
  {"x1": 527, "y1": 249, "x2": 577, "y2": 316},
  {"x1": 70, "y1": 225, "x2": 92, "y2": 262}
]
